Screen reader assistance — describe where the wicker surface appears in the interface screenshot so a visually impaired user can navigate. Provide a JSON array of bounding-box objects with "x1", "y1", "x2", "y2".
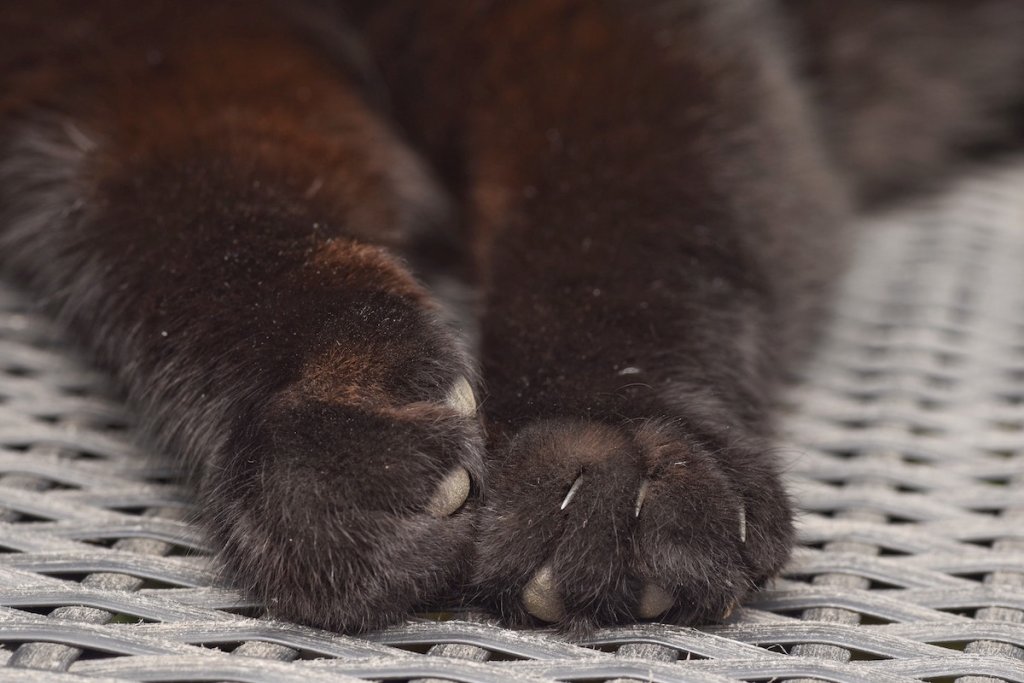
[{"x1": 1, "y1": 164, "x2": 1023, "y2": 682}]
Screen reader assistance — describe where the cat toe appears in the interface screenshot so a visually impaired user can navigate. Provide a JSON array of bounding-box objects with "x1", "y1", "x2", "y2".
[
  {"x1": 636, "y1": 583, "x2": 674, "y2": 619},
  {"x1": 425, "y1": 467, "x2": 472, "y2": 517},
  {"x1": 444, "y1": 376, "x2": 478, "y2": 416},
  {"x1": 522, "y1": 565, "x2": 565, "y2": 622}
]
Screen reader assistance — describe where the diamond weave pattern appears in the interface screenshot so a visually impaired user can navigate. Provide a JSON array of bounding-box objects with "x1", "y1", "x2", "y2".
[{"x1": 1, "y1": 165, "x2": 1023, "y2": 682}]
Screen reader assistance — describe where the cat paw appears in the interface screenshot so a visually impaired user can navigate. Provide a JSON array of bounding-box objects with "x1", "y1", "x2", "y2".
[
  {"x1": 202, "y1": 362, "x2": 484, "y2": 631},
  {"x1": 473, "y1": 419, "x2": 792, "y2": 631}
]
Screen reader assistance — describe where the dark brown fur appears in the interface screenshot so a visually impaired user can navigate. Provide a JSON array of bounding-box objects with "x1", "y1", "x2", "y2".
[{"x1": 1, "y1": 0, "x2": 1022, "y2": 632}]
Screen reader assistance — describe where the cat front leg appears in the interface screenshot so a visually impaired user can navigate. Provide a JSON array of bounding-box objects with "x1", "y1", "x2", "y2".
[
  {"x1": 0, "y1": 1, "x2": 483, "y2": 631},
  {"x1": 352, "y1": 0, "x2": 853, "y2": 630}
]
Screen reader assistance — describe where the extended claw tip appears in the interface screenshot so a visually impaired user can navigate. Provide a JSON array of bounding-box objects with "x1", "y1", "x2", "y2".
[
  {"x1": 634, "y1": 479, "x2": 650, "y2": 517},
  {"x1": 560, "y1": 475, "x2": 584, "y2": 510}
]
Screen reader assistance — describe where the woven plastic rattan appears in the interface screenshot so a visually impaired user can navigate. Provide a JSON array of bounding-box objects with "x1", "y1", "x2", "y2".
[{"x1": 1, "y1": 163, "x2": 1023, "y2": 682}]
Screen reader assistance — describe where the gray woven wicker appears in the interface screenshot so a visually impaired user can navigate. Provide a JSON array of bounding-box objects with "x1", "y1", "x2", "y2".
[{"x1": 1, "y1": 162, "x2": 1023, "y2": 683}]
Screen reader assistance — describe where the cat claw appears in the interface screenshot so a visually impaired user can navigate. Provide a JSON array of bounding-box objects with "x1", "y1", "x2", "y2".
[
  {"x1": 425, "y1": 467, "x2": 471, "y2": 517},
  {"x1": 634, "y1": 479, "x2": 650, "y2": 517},
  {"x1": 560, "y1": 474, "x2": 584, "y2": 510},
  {"x1": 721, "y1": 598, "x2": 740, "y2": 620},
  {"x1": 445, "y1": 376, "x2": 477, "y2": 416},
  {"x1": 522, "y1": 564, "x2": 565, "y2": 622},
  {"x1": 637, "y1": 583, "x2": 674, "y2": 618},
  {"x1": 738, "y1": 504, "x2": 747, "y2": 543}
]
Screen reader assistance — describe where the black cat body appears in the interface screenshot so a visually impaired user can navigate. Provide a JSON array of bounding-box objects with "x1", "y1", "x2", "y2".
[{"x1": 1, "y1": 0, "x2": 1022, "y2": 632}]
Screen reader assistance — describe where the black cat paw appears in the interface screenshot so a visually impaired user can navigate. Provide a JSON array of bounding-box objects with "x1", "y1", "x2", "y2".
[
  {"x1": 202, "y1": 369, "x2": 485, "y2": 632},
  {"x1": 473, "y1": 419, "x2": 792, "y2": 632}
]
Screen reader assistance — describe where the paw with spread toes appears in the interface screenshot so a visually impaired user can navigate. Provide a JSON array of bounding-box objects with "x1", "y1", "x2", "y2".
[{"x1": 473, "y1": 419, "x2": 793, "y2": 631}]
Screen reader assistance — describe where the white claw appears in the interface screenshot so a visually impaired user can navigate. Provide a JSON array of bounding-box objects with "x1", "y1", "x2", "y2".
[
  {"x1": 634, "y1": 480, "x2": 650, "y2": 518},
  {"x1": 425, "y1": 468, "x2": 471, "y2": 517},
  {"x1": 560, "y1": 475, "x2": 584, "y2": 510},
  {"x1": 522, "y1": 565, "x2": 565, "y2": 622},
  {"x1": 738, "y1": 505, "x2": 747, "y2": 543},
  {"x1": 445, "y1": 377, "x2": 477, "y2": 417}
]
